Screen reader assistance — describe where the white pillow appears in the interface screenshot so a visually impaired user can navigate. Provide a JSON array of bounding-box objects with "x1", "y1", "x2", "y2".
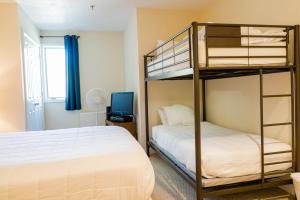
[
  {"x1": 162, "y1": 104, "x2": 194, "y2": 126},
  {"x1": 241, "y1": 27, "x2": 285, "y2": 45},
  {"x1": 260, "y1": 28, "x2": 286, "y2": 36},
  {"x1": 158, "y1": 108, "x2": 168, "y2": 125}
]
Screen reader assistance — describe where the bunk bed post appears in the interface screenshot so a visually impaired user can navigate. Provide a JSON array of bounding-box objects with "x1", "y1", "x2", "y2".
[
  {"x1": 202, "y1": 80, "x2": 206, "y2": 121},
  {"x1": 294, "y1": 25, "x2": 300, "y2": 171},
  {"x1": 259, "y1": 68, "x2": 265, "y2": 183},
  {"x1": 192, "y1": 22, "x2": 203, "y2": 200},
  {"x1": 144, "y1": 55, "x2": 150, "y2": 156}
]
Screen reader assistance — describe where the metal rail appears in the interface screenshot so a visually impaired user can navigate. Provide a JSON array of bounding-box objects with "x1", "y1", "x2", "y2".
[
  {"x1": 263, "y1": 122, "x2": 292, "y2": 127},
  {"x1": 264, "y1": 150, "x2": 292, "y2": 155},
  {"x1": 192, "y1": 22, "x2": 203, "y2": 200},
  {"x1": 195, "y1": 22, "x2": 294, "y2": 28},
  {"x1": 293, "y1": 25, "x2": 300, "y2": 173},
  {"x1": 263, "y1": 94, "x2": 291, "y2": 98},
  {"x1": 207, "y1": 35, "x2": 286, "y2": 38},
  {"x1": 154, "y1": 37, "x2": 189, "y2": 58},
  {"x1": 259, "y1": 68, "x2": 265, "y2": 183}
]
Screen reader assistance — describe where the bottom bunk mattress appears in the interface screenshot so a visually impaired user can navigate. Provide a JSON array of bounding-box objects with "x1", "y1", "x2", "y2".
[
  {"x1": 0, "y1": 126, "x2": 155, "y2": 200},
  {"x1": 152, "y1": 122, "x2": 292, "y2": 180}
]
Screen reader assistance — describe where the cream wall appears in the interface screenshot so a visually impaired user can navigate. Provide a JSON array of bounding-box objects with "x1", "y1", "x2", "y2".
[
  {"x1": 134, "y1": 8, "x2": 206, "y2": 148},
  {"x1": 42, "y1": 31, "x2": 125, "y2": 129},
  {"x1": 198, "y1": 0, "x2": 297, "y2": 143},
  {"x1": 18, "y1": 7, "x2": 40, "y2": 45},
  {"x1": 0, "y1": 3, "x2": 25, "y2": 132},
  {"x1": 123, "y1": 10, "x2": 142, "y2": 135}
]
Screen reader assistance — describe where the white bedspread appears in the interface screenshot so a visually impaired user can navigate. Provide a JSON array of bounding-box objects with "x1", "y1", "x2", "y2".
[
  {"x1": 0, "y1": 126, "x2": 154, "y2": 200},
  {"x1": 152, "y1": 122, "x2": 291, "y2": 178}
]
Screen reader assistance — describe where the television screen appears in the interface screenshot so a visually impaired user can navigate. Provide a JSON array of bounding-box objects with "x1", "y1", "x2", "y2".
[{"x1": 111, "y1": 92, "x2": 133, "y2": 116}]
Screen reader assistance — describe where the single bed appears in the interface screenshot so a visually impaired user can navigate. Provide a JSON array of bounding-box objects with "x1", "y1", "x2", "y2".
[
  {"x1": 147, "y1": 27, "x2": 289, "y2": 77},
  {"x1": 0, "y1": 126, "x2": 154, "y2": 200},
  {"x1": 151, "y1": 121, "x2": 292, "y2": 187}
]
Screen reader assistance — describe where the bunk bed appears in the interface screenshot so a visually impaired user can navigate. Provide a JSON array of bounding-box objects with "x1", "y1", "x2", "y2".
[{"x1": 144, "y1": 22, "x2": 300, "y2": 200}]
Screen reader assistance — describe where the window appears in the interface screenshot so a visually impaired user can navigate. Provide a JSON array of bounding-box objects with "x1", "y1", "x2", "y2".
[{"x1": 43, "y1": 47, "x2": 66, "y2": 101}]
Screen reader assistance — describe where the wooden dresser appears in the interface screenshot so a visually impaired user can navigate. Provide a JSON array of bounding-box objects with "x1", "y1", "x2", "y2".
[{"x1": 105, "y1": 119, "x2": 137, "y2": 139}]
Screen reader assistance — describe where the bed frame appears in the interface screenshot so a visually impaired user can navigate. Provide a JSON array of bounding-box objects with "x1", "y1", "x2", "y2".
[{"x1": 144, "y1": 22, "x2": 300, "y2": 200}]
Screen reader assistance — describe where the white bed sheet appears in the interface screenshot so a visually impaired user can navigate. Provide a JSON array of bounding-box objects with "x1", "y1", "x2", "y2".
[
  {"x1": 0, "y1": 126, "x2": 154, "y2": 200},
  {"x1": 152, "y1": 122, "x2": 291, "y2": 179}
]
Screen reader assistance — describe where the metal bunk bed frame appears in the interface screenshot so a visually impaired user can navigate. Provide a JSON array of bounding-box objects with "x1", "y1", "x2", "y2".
[{"x1": 144, "y1": 22, "x2": 300, "y2": 200}]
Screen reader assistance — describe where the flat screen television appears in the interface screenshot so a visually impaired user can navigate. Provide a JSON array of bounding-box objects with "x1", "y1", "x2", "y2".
[{"x1": 111, "y1": 92, "x2": 134, "y2": 116}]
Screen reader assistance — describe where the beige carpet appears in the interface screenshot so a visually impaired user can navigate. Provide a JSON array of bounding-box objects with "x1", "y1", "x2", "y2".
[{"x1": 150, "y1": 154, "x2": 295, "y2": 200}]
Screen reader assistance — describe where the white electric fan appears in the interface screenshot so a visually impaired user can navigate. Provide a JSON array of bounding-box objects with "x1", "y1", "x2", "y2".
[{"x1": 85, "y1": 88, "x2": 108, "y2": 125}]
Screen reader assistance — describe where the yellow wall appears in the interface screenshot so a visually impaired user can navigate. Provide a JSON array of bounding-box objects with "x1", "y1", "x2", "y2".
[
  {"x1": 0, "y1": 3, "x2": 25, "y2": 132},
  {"x1": 135, "y1": 8, "x2": 205, "y2": 148},
  {"x1": 207, "y1": 73, "x2": 291, "y2": 143},
  {"x1": 148, "y1": 80, "x2": 194, "y2": 129},
  {"x1": 201, "y1": 0, "x2": 300, "y2": 25}
]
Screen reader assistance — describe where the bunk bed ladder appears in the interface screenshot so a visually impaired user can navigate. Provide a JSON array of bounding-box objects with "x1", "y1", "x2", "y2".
[{"x1": 259, "y1": 67, "x2": 295, "y2": 183}]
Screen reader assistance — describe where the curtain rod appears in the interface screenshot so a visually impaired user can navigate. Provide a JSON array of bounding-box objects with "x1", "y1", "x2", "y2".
[{"x1": 40, "y1": 35, "x2": 80, "y2": 38}]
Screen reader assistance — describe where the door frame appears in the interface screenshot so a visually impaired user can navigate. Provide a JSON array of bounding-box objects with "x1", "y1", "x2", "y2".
[{"x1": 21, "y1": 32, "x2": 45, "y2": 131}]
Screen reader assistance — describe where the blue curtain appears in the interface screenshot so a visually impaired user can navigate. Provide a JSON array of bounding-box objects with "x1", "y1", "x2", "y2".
[{"x1": 64, "y1": 35, "x2": 81, "y2": 110}]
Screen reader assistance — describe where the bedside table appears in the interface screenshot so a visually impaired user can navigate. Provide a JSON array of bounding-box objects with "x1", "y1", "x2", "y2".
[{"x1": 105, "y1": 119, "x2": 137, "y2": 139}]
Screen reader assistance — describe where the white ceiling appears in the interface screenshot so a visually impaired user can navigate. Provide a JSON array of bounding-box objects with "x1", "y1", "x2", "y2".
[{"x1": 12, "y1": 0, "x2": 214, "y2": 31}]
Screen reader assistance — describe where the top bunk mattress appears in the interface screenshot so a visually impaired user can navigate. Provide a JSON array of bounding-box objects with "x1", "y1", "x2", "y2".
[
  {"x1": 151, "y1": 122, "x2": 292, "y2": 179},
  {"x1": 0, "y1": 126, "x2": 155, "y2": 200},
  {"x1": 147, "y1": 27, "x2": 289, "y2": 77}
]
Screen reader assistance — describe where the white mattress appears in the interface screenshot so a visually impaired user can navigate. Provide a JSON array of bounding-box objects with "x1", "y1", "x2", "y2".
[
  {"x1": 0, "y1": 126, "x2": 154, "y2": 200},
  {"x1": 152, "y1": 122, "x2": 292, "y2": 179},
  {"x1": 148, "y1": 28, "x2": 288, "y2": 76}
]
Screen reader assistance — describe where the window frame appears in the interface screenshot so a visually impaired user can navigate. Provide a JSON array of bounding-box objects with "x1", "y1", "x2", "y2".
[{"x1": 42, "y1": 45, "x2": 66, "y2": 103}]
